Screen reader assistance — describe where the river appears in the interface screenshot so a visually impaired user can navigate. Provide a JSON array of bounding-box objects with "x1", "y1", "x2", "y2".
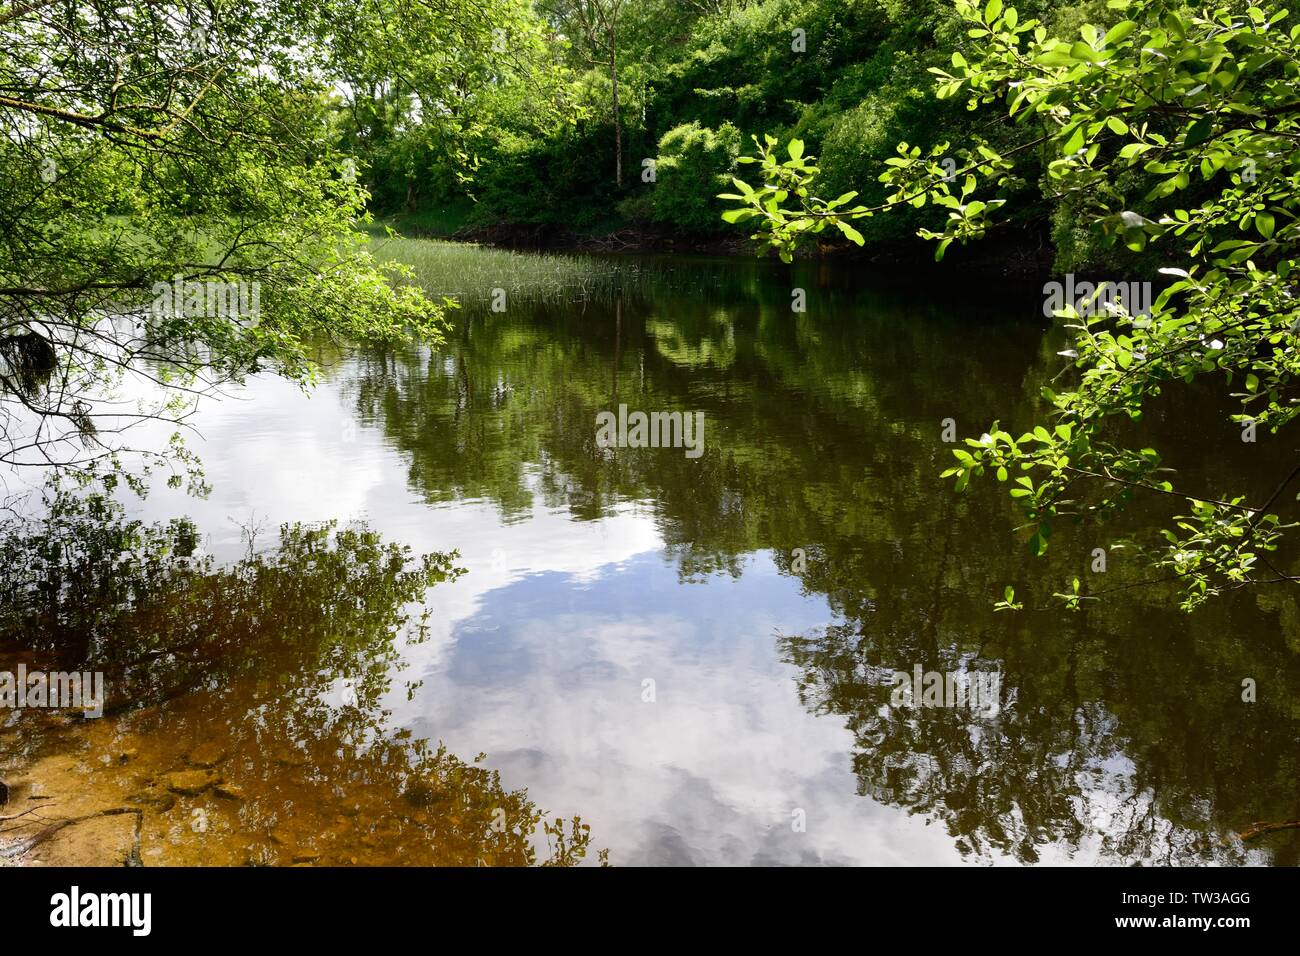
[{"x1": 2, "y1": 239, "x2": 1296, "y2": 866}]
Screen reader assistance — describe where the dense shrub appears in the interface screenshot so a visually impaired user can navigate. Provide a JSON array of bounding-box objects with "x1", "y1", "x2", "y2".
[{"x1": 650, "y1": 123, "x2": 742, "y2": 233}]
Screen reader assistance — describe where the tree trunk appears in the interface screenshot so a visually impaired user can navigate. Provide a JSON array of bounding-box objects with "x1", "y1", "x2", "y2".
[{"x1": 610, "y1": 29, "x2": 622, "y2": 188}]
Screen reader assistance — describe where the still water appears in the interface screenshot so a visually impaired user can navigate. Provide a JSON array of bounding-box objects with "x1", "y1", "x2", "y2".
[{"x1": 2, "y1": 241, "x2": 1297, "y2": 866}]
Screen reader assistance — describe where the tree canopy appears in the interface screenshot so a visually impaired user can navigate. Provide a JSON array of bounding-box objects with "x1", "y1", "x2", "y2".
[{"x1": 0, "y1": 0, "x2": 461, "y2": 470}]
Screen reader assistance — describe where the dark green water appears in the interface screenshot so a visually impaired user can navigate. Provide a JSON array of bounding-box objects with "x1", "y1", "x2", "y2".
[{"x1": 3, "y1": 243, "x2": 1297, "y2": 865}]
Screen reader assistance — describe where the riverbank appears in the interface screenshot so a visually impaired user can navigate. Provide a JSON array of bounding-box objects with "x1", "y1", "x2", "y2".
[{"x1": 370, "y1": 210, "x2": 1056, "y2": 280}]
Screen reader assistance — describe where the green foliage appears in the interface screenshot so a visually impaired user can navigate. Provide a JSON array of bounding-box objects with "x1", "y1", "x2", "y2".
[
  {"x1": 719, "y1": 136, "x2": 875, "y2": 261},
  {"x1": 0, "y1": 1, "x2": 455, "y2": 472},
  {"x1": 387, "y1": 0, "x2": 986, "y2": 233},
  {"x1": 650, "y1": 122, "x2": 744, "y2": 232},
  {"x1": 328, "y1": 0, "x2": 570, "y2": 204},
  {"x1": 725, "y1": 0, "x2": 1300, "y2": 611},
  {"x1": 815, "y1": 57, "x2": 959, "y2": 244}
]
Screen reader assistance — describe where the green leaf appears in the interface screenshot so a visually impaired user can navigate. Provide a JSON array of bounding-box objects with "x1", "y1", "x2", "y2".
[
  {"x1": 1069, "y1": 41, "x2": 1104, "y2": 63},
  {"x1": 1104, "y1": 20, "x2": 1138, "y2": 45},
  {"x1": 1036, "y1": 46, "x2": 1077, "y2": 67},
  {"x1": 1062, "y1": 123, "x2": 1085, "y2": 155},
  {"x1": 835, "y1": 220, "x2": 865, "y2": 245},
  {"x1": 1185, "y1": 116, "x2": 1214, "y2": 146}
]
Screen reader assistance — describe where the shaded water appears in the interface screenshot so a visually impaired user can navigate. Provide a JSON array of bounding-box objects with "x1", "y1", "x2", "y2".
[{"x1": 2, "y1": 241, "x2": 1298, "y2": 865}]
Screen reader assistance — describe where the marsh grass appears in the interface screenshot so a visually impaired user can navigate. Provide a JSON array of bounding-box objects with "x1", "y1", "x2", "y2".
[{"x1": 364, "y1": 236, "x2": 690, "y2": 311}]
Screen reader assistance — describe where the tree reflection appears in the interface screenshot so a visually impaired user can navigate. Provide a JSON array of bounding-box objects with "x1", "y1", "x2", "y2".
[
  {"x1": 0, "y1": 488, "x2": 602, "y2": 866},
  {"x1": 338, "y1": 255, "x2": 1300, "y2": 863}
]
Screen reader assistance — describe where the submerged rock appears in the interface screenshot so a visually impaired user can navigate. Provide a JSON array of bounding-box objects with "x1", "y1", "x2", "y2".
[
  {"x1": 163, "y1": 770, "x2": 220, "y2": 796},
  {"x1": 186, "y1": 741, "x2": 228, "y2": 769},
  {"x1": 30, "y1": 812, "x2": 139, "y2": 867},
  {"x1": 127, "y1": 784, "x2": 176, "y2": 812}
]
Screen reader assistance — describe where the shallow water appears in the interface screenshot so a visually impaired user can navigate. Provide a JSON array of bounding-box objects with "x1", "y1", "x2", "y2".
[{"x1": 3, "y1": 243, "x2": 1298, "y2": 866}]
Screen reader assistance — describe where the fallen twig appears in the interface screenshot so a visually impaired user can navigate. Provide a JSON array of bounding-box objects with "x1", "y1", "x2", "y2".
[{"x1": 1231, "y1": 819, "x2": 1300, "y2": 843}]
